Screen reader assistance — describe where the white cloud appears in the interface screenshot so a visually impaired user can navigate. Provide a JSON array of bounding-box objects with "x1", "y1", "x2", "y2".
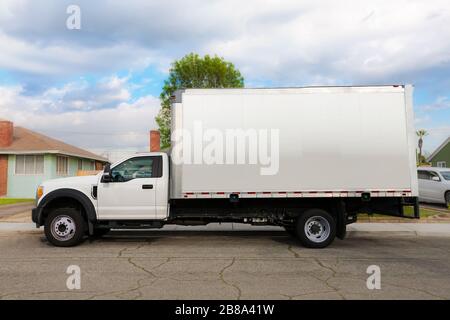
[
  {"x1": 0, "y1": 82, "x2": 160, "y2": 152},
  {"x1": 421, "y1": 96, "x2": 450, "y2": 111},
  {"x1": 1, "y1": 0, "x2": 449, "y2": 87},
  {"x1": 0, "y1": 0, "x2": 449, "y2": 154},
  {"x1": 203, "y1": 0, "x2": 450, "y2": 85},
  {"x1": 0, "y1": 30, "x2": 165, "y2": 79},
  {"x1": 414, "y1": 114, "x2": 432, "y2": 125},
  {"x1": 42, "y1": 75, "x2": 132, "y2": 111}
]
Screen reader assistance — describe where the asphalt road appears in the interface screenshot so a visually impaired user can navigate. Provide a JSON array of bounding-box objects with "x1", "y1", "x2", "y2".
[{"x1": 0, "y1": 229, "x2": 449, "y2": 300}]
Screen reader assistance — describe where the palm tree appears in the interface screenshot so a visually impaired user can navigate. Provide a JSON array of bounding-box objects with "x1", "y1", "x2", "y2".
[{"x1": 416, "y1": 129, "x2": 428, "y2": 165}]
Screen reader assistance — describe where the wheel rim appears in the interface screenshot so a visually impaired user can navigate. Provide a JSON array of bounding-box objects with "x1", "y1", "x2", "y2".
[
  {"x1": 50, "y1": 215, "x2": 76, "y2": 241},
  {"x1": 304, "y1": 216, "x2": 331, "y2": 243}
]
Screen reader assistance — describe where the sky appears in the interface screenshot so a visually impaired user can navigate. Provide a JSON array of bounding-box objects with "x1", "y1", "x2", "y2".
[{"x1": 0, "y1": 0, "x2": 449, "y2": 158}]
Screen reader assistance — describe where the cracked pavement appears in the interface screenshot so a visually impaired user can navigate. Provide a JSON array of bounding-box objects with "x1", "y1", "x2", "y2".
[{"x1": 0, "y1": 229, "x2": 449, "y2": 300}]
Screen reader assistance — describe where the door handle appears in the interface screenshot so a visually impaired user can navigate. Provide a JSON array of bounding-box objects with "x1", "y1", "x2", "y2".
[{"x1": 142, "y1": 184, "x2": 153, "y2": 189}]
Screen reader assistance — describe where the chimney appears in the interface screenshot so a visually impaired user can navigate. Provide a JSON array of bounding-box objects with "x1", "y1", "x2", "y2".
[
  {"x1": 150, "y1": 130, "x2": 161, "y2": 152},
  {"x1": 0, "y1": 120, "x2": 13, "y2": 148}
]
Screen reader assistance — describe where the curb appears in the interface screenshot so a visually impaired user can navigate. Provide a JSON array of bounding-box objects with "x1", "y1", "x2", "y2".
[{"x1": 346, "y1": 230, "x2": 450, "y2": 237}]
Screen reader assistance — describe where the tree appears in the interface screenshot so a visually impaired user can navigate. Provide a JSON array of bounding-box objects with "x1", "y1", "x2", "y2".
[
  {"x1": 155, "y1": 53, "x2": 244, "y2": 149},
  {"x1": 416, "y1": 129, "x2": 428, "y2": 165}
]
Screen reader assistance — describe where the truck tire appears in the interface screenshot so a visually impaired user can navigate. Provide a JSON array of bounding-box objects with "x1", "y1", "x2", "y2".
[
  {"x1": 446, "y1": 191, "x2": 450, "y2": 208},
  {"x1": 296, "y1": 209, "x2": 336, "y2": 248},
  {"x1": 44, "y1": 208, "x2": 86, "y2": 247}
]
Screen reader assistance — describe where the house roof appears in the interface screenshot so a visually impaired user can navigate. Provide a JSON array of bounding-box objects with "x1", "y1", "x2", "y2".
[
  {"x1": 427, "y1": 136, "x2": 450, "y2": 162},
  {"x1": 0, "y1": 126, "x2": 108, "y2": 162}
]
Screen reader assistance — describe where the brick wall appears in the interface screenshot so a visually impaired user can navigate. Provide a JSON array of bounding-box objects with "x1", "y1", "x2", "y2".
[
  {"x1": 150, "y1": 130, "x2": 160, "y2": 152},
  {"x1": 0, "y1": 121, "x2": 13, "y2": 147},
  {"x1": 0, "y1": 155, "x2": 8, "y2": 196}
]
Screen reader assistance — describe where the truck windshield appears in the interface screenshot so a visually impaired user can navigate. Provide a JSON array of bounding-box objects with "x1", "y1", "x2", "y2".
[{"x1": 441, "y1": 171, "x2": 450, "y2": 180}]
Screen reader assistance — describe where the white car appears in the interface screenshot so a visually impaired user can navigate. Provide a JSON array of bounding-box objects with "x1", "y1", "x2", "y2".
[{"x1": 417, "y1": 167, "x2": 450, "y2": 206}]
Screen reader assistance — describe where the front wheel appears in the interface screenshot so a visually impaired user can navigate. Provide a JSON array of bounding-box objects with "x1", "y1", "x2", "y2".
[
  {"x1": 295, "y1": 209, "x2": 336, "y2": 248},
  {"x1": 44, "y1": 208, "x2": 86, "y2": 247},
  {"x1": 445, "y1": 191, "x2": 450, "y2": 208}
]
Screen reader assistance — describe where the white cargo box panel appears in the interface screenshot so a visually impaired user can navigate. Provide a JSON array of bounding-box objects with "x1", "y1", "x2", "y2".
[{"x1": 170, "y1": 86, "x2": 418, "y2": 199}]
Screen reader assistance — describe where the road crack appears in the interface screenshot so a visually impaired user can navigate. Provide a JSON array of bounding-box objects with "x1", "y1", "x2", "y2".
[
  {"x1": 287, "y1": 244, "x2": 300, "y2": 258},
  {"x1": 381, "y1": 281, "x2": 447, "y2": 300},
  {"x1": 311, "y1": 258, "x2": 346, "y2": 300},
  {"x1": 219, "y1": 258, "x2": 242, "y2": 300}
]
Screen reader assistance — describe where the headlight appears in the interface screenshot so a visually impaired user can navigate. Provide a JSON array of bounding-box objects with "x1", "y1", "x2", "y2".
[{"x1": 36, "y1": 186, "x2": 44, "y2": 200}]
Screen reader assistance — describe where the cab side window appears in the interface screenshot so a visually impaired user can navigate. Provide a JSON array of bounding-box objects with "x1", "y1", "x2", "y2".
[{"x1": 111, "y1": 156, "x2": 162, "y2": 182}]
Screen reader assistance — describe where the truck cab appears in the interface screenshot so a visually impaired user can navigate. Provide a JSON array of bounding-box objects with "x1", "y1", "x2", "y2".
[
  {"x1": 32, "y1": 152, "x2": 170, "y2": 246},
  {"x1": 97, "y1": 152, "x2": 169, "y2": 220}
]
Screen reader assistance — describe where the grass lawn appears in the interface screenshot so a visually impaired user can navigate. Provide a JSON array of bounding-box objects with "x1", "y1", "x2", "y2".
[
  {"x1": 0, "y1": 198, "x2": 34, "y2": 206},
  {"x1": 419, "y1": 208, "x2": 445, "y2": 218}
]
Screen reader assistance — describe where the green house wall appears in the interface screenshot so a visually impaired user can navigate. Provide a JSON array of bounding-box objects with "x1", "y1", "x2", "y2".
[
  {"x1": 429, "y1": 141, "x2": 450, "y2": 168},
  {"x1": 6, "y1": 154, "x2": 97, "y2": 198}
]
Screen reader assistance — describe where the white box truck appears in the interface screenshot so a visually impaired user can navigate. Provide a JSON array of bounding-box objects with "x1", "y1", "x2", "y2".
[{"x1": 32, "y1": 85, "x2": 419, "y2": 248}]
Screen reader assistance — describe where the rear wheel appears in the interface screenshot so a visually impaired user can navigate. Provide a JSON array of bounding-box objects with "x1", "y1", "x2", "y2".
[
  {"x1": 446, "y1": 191, "x2": 450, "y2": 208},
  {"x1": 295, "y1": 209, "x2": 336, "y2": 248},
  {"x1": 44, "y1": 208, "x2": 86, "y2": 247}
]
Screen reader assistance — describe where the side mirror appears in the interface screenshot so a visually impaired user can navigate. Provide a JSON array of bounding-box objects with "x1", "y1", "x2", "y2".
[
  {"x1": 431, "y1": 176, "x2": 440, "y2": 182},
  {"x1": 101, "y1": 164, "x2": 112, "y2": 183}
]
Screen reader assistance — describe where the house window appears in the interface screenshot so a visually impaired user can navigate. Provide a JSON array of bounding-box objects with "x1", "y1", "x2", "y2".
[
  {"x1": 83, "y1": 160, "x2": 95, "y2": 170},
  {"x1": 15, "y1": 155, "x2": 44, "y2": 175},
  {"x1": 56, "y1": 156, "x2": 69, "y2": 175},
  {"x1": 437, "y1": 161, "x2": 447, "y2": 168},
  {"x1": 77, "y1": 159, "x2": 83, "y2": 171}
]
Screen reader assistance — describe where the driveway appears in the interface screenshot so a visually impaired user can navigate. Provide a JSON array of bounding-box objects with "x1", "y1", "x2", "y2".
[{"x1": 0, "y1": 202, "x2": 34, "y2": 218}]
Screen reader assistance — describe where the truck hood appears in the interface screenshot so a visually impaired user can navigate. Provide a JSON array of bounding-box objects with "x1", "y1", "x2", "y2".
[{"x1": 42, "y1": 174, "x2": 100, "y2": 188}]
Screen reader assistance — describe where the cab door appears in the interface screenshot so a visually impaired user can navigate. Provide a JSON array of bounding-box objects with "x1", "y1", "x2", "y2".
[{"x1": 97, "y1": 156, "x2": 162, "y2": 220}]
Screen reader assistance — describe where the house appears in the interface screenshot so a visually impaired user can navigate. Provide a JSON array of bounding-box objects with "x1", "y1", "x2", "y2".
[
  {"x1": 427, "y1": 136, "x2": 450, "y2": 168},
  {"x1": 0, "y1": 119, "x2": 108, "y2": 198}
]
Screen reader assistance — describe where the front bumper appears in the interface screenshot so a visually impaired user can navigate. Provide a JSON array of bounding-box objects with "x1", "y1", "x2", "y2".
[{"x1": 31, "y1": 207, "x2": 43, "y2": 227}]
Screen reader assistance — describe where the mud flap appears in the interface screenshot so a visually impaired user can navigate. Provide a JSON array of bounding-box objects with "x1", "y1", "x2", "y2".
[
  {"x1": 87, "y1": 220, "x2": 94, "y2": 236},
  {"x1": 336, "y1": 200, "x2": 347, "y2": 240}
]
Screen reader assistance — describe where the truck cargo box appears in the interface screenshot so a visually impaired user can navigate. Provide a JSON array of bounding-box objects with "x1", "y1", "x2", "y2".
[{"x1": 170, "y1": 85, "x2": 417, "y2": 200}]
